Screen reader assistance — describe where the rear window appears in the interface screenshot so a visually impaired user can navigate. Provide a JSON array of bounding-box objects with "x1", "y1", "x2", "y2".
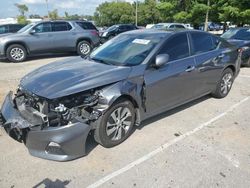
[
  {"x1": 9, "y1": 25, "x2": 23, "y2": 32},
  {"x1": 76, "y1": 22, "x2": 97, "y2": 30}
]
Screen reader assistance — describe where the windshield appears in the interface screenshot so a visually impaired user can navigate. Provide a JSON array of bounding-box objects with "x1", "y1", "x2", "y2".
[
  {"x1": 107, "y1": 25, "x2": 118, "y2": 32},
  {"x1": 18, "y1": 23, "x2": 35, "y2": 33},
  {"x1": 221, "y1": 28, "x2": 250, "y2": 40},
  {"x1": 90, "y1": 33, "x2": 166, "y2": 66}
]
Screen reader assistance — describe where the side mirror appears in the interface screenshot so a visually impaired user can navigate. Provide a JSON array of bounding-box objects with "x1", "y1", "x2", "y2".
[
  {"x1": 155, "y1": 54, "x2": 169, "y2": 68},
  {"x1": 30, "y1": 29, "x2": 36, "y2": 34}
]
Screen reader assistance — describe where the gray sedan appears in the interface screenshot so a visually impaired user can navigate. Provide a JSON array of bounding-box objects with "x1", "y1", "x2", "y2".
[{"x1": 0, "y1": 30, "x2": 241, "y2": 161}]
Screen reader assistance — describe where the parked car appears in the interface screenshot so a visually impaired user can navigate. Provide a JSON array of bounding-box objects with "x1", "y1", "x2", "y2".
[
  {"x1": 152, "y1": 23, "x2": 186, "y2": 30},
  {"x1": 0, "y1": 20, "x2": 100, "y2": 62},
  {"x1": 199, "y1": 22, "x2": 222, "y2": 31},
  {"x1": 100, "y1": 24, "x2": 137, "y2": 43},
  {"x1": 0, "y1": 30, "x2": 240, "y2": 161},
  {"x1": 221, "y1": 27, "x2": 250, "y2": 67},
  {"x1": 184, "y1": 23, "x2": 194, "y2": 30},
  {"x1": 0, "y1": 24, "x2": 25, "y2": 34},
  {"x1": 146, "y1": 24, "x2": 155, "y2": 29}
]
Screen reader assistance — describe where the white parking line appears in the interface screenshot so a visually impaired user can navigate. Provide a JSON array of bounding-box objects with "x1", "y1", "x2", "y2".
[{"x1": 87, "y1": 97, "x2": 249, "y2": 188}]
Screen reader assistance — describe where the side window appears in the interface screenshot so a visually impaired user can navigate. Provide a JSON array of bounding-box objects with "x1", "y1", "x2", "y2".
[
  {"x1": 34, "y1": 23, "x2": 52, "y2": 33},
  {"x1": 53, "y1": 22, "x2": 71, "y2": 32},
  {"x1": 76, "y1": 22, "x2": 96, "y2": 30},
  {"x1": 119, "y1": 25, "x2": 126, "y2": 31},
  {"x1": 169, "y1": 25, "x2": 175, "y2": 29},
  {"x1": 0, "y1": 25, "x2": 7, "y2": 34},
  {"x1": 9, "y1": 25, "x2": 22, "y2": 32},
  {"x1": 191, "y1": 32, "x2": 215, "y2": 54},
  {"x1": 159, "y1": 33, "x2": 190, "y2": 61},
  {"x1": 175, "y1": 25, "x2": 185, "y2": 29}
]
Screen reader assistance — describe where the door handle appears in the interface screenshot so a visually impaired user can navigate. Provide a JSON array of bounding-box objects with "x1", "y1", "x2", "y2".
[{"x1": 185, "y1": 66, "x2": 195, "y2": 72}]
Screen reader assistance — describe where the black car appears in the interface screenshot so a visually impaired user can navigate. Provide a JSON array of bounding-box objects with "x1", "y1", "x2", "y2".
[
  {"x1": 100, "y1": 24, "x2": 137, "y2": 42},
  {"x1": 0, "y1": 24, "x2": 25, "y2": 34},
  {"x1": 0, "y1": 30, "x2": 240, "y2": 161},
  {"x1": 221, "y1": 27, "x2": 250, "y2": 67}
]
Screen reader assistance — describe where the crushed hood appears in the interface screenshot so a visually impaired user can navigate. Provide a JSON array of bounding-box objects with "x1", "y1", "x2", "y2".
[{"x1": 20, "y1": 57, "x2": 132, "y2": 99}]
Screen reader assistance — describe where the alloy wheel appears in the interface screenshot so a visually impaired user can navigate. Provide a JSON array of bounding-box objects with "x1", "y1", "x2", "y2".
[
  {"x1": 10, "y1": 48, "x2": 24, "y2": 61},
  {"x1": 221, "y1": 73, "x2": 233, "y2": 95},
  {"x1": 106, "y1": 107, "x2": 132, "y2": 141},
  {"x1": 79, "y1": 43, "x2": 91, "y2": 55}
]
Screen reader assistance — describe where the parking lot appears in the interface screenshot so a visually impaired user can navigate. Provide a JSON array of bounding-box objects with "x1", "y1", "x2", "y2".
[{"x1": 0, "y1": 56, "x2": 250, "y2": 188}]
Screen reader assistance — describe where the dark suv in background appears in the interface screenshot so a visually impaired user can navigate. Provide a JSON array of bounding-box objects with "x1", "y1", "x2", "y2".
[
  {"x1": 100, "y1": 24, "x2": 137, "y2": 43},
  {"x1": 0, "y1": 20, "x2": 100, "y2": 62},
  {"x1": 221, "y1": 27, "x2": 250, "y2": 67},
  {"x1": 0, "y1": 24, "x2": 25, "y2": 34}
]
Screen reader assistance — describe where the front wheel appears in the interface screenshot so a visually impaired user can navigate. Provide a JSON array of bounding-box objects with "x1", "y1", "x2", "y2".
[
  {"x1": 94, "y1": 100, "x2": 135, "y2": 148},
  {"x1": 6, "y1": 44, "x2": 27, "y2": 63},
  {"x1": 211, "y1": 68, "x2": 234, "y2": 98},
  {"x1": 77, "y1": 40, "x2": 92, "y2": 56}
]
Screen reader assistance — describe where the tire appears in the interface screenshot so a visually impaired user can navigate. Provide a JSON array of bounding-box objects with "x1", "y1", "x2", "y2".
[
  {"x1": 211, "y1": 68, "x2": 234, "y2": 98},
  {"x1": 77, "y1": 40, "x2": 92, "y2": 56},
  {"x1": 6, "y1": 44, "x2": 27, "y2": 63},
  {"x1": 94, "y1": 99, "x2": 135, "y2": 148}
]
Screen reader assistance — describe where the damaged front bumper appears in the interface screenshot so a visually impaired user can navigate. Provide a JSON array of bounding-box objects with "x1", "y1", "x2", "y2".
[{"x1": 0, "y1": 92, "x2": 91, "y2": 161}]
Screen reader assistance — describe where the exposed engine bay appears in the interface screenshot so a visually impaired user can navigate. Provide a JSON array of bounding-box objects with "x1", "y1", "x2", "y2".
[{"x1": 6, "y1": 87, "x2": 104, "y2": 142}]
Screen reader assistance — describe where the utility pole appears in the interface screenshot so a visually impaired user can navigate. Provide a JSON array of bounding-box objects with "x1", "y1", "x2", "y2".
[
  {"x1": 135, "y1": 0, "x2": 138, "y2": 26},
  {"x1": 204, "y1": 0, "x2": 210, "y2": 31},
  {"x1": 45, "y1": 0, "x2": 50, "y2": 19}
]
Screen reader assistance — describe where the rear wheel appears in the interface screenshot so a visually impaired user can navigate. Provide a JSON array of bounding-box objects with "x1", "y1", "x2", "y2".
[
  {"x1": 6, "y1": 44, "x2": 27, "y2": 63},
  {"x1": 94, "y1": 100, "x2": 135, "y2": 148},
  {"x1": 211, "y1": 68, "x2": 234, "y2": 98},
  {"x1": 77, "y1": 40, "x2": 92, "y2": 56}
]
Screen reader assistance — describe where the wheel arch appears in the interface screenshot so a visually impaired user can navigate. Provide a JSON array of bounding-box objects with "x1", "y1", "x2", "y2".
[
  {"x1": 76, "y1": 37, "x2": 92, "y2": 47},
  {"x1": 224, "y1": 65, "x2": 236, "y2": 75},
  {"x1": 4, "y1": 41, "x2": 30, "y2": 55},
  {"x1": 108, "y1": 94, "x2": 141, "y2": 126}
]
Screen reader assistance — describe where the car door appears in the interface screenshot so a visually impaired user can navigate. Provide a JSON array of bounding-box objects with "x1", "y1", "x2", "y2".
[
  {"x1": 189, "y1": 32, "x2": 225, "y2": 96},
  {"x1": 51, "y1": 22, "x2": 75, "y2": 50},
  {"x1": 26, "y1": 22, "x2": 54, "y2": 52},
  {"x1": 144, "y1": 33, "x2": 196, "y2": 115}
]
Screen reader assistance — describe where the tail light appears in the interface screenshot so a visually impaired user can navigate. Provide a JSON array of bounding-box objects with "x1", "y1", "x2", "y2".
[
  {"x1": 90, "y1": 30, "x2": 99, "y2": 36},
  {"x1": 238, "y1": 46, "x2": 250, "y2": 53}
]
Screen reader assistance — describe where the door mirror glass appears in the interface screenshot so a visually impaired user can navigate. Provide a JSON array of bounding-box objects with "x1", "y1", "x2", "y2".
[{"x1": 155, "y1": 54, "x2": 169, "y2": 68}]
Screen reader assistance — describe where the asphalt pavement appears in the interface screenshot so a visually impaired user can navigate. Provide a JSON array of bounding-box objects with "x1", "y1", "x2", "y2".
[{"x1": 0, "y1": 56, "x2": 250, "y2": 188}]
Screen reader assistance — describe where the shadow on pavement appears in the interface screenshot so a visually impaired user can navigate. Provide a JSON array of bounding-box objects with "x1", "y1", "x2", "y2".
[
  {"x1": 33, "y1": 178, "x2": 71, "y2": 188},
  {"x1": 138, "y1": 95, "x2": 211, "y2": 130}
]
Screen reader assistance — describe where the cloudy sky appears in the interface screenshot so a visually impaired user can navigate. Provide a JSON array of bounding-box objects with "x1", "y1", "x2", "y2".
[{"x1": 0, "y1": 0, "x2": 136, "y2": 18}]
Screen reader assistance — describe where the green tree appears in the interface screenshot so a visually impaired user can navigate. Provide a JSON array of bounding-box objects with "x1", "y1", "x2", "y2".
[
  {"x1": 15, "y1": 3, "x2": 29, "y2": 24},
  {"x1": 156, "y1": 2, "x2": 175, "y2": 22},
  {"x1": 94, "y1": 2, "x2": 134, "y2": 26},
  {"x1": 173, "y1": 11, "x2": 191, "y2": 23},
  {"x1": 49, "y1": 9, "x2": 59, "y2": 20},
  {"x1": 15, "y1": 3, "x2": 28, "y2": 16}
]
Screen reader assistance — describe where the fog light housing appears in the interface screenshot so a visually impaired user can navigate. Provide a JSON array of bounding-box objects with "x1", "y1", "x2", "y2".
[{"x1": 45, "y1": 142, "x2": 65, "y2": 155}]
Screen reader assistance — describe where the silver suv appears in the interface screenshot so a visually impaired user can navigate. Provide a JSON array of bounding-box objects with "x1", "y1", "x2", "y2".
[{"x1": 0, "y1": 20, "x2": 100, "y2": 62}]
